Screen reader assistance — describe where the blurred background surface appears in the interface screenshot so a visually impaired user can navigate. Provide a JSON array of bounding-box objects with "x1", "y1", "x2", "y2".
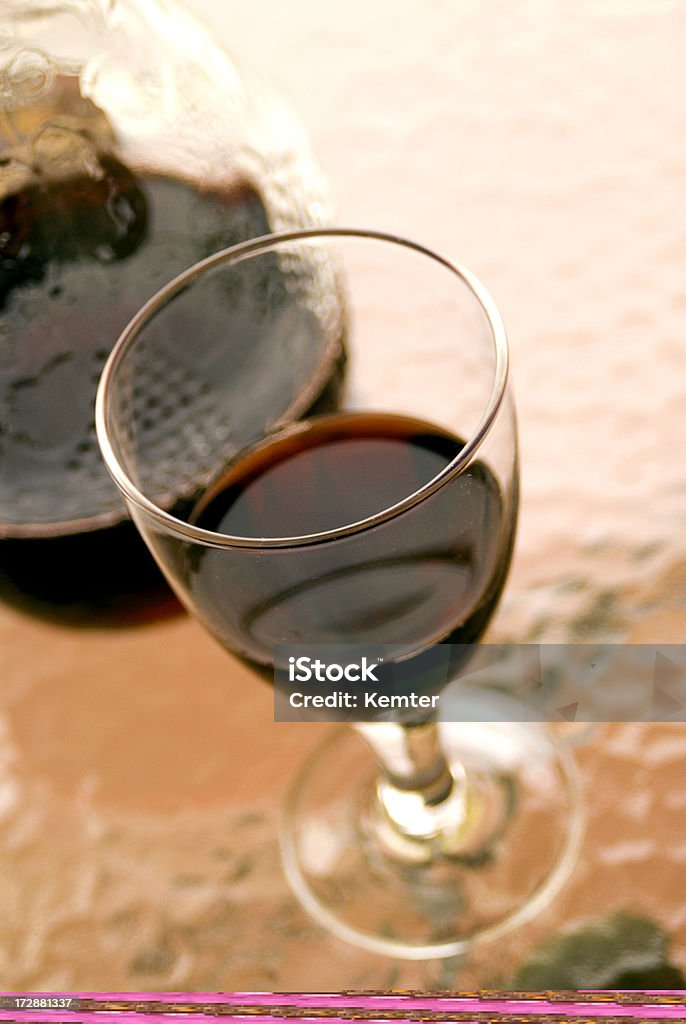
[{"x1": 1, "y1": 0, "x2": 685, "y2": 989}]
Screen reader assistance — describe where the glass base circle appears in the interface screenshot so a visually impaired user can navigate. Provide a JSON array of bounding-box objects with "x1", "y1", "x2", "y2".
[{"x1": 280, "y1": 722, "x2": 584, "y2": 960}]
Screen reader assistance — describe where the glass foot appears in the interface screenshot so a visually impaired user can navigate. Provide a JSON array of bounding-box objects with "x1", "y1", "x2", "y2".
[{"x1": 280, "y1": 722, "x2": 584, "y2": 959}]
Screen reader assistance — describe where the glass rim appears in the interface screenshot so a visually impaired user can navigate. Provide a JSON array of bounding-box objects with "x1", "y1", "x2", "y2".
[{"x1": 95, "y1": 226, "x2": 510, "y2": 550}]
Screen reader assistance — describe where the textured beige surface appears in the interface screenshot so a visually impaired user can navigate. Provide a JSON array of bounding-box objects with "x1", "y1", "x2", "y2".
[{"x1": 1, "y1": 0, "x2": 686, "y2": 989}]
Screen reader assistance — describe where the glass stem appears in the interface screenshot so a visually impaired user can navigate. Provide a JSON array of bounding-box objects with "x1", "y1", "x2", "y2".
[{"x1": 354, "y1": 722, "x2": 468, "y2": 856}]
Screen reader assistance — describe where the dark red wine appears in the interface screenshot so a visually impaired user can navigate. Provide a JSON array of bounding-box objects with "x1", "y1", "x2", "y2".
[
  {"x1": 0, "y1": 161, "x2": 269, "y2": 620},
  {"x1": 186, "y1": 412, "x2": 516, "y2": 668},
  {"x1": 0, "y1": 155, "x2": 344, "y2": 621},
  {"x1": 0, "y1": 158, "x2": 275, "y2": 532}
]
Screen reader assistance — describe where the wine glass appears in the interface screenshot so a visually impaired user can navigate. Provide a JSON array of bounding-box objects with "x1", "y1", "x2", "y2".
[{"x1": 96, "y1": 227, "x2": 582, "y2": 959}]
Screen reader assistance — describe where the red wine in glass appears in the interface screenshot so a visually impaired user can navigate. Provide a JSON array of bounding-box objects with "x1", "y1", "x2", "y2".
[{"x1": 187, "y1": 411, "x2": 515, "y2": 674}]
